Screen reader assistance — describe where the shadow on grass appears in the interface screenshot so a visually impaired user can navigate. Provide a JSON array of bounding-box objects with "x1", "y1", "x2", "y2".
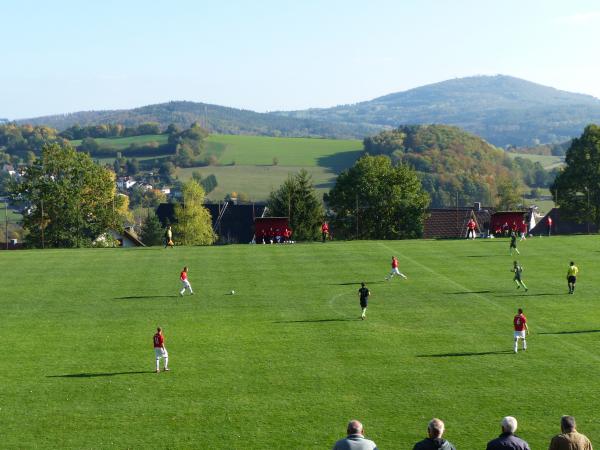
[
  {"x1": 274, "y1": 318, "x2": 358, "y2": 324},
  {"x1": 113, "y1": 295, "x2": 176, "y2": 300},
  {"x1": 331, "y1": 281, "x2": 383, "y2": 286},
  {"x1": 446, "y1": 290, "x2": 492, "y2": 295},
  {"x1": 47, "y1": 371, "x2": 152, "y2": 378},
  {"x1": 417, "y1": 350, "x2": 513, "y2": 358},
  {"x1": 538, "y1": 329, "x2": 600, "y2": 335},
  {"x1": 465, "y1": 255, "x2": 499, "y2": 258}
]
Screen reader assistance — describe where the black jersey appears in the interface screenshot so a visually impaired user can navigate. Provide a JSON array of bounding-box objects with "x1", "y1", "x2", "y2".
[{"x1": 358, "y1": 287, "x2": 370, "y2": 300}]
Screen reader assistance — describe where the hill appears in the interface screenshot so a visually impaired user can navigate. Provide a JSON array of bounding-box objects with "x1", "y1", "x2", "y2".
[
  {"x1": 3, "y1": 237, "x2": 600, "y2": 448},
  {"x1": 16, "y1": 101, "x2": 379, "y2": 139},
  {"x1": 363, "y1": 125, "x2": 542, "y2": 207},
  {"x1": 275, "y1": 75, "x2": 600, "y2": 146}
]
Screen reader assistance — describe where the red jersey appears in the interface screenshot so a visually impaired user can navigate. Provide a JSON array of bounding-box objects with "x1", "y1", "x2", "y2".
[
  {"x1": 467, "y1": 220, "x2": 475, "y2": 230},
  {"x1": 392, "y1": 257, "x2": 398, "y2": 268},
  {"x1": 520, "y1": 222, "x2": 527, "y2": 233},
  {"x1": 322, "y1": 223, "x2": 329, "y2": 233},
  {"x1": 153, "y1": 332, "x2": 164, "y2": 348},
  {"x1": 180, "y1": 271, "x2": 188, "y2": 281},
  {"x1": 513, "y1": 314, "x2": 527, "y2": 331}
]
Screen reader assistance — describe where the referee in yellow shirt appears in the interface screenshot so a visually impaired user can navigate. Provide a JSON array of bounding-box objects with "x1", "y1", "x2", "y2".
[{"x1": 567, "y1": 261, "x2": 579, "y2": 295}]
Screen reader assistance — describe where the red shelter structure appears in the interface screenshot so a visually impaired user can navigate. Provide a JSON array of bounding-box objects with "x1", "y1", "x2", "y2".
[{"x1": 254, "y1": 217, "x2": 290, "y2": 243}]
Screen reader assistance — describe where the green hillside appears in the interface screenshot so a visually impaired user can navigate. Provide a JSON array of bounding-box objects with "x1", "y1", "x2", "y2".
[{"x1": 3, "y1": 237, "x2": 600, "y2": 448}]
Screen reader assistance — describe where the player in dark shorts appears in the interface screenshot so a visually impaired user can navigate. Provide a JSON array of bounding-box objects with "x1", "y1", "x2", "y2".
[
  {"x1": 358, "y1": 282, "x2": 370, "y2": 320},
  {"x1": 567, "y1": 261, "x2": 579, "y2": 294},
  {"x1": 512, "y1": 261, "x2": 528, "y2": 292},
  {"x1": 509, "y1": 231, "x2": 520, "y2": 255}
]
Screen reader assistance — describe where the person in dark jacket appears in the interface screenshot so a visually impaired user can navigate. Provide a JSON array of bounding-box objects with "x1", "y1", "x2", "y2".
[
  {"x1": 413, "y1": 418, "x2": 456, "y2": 450},
  {"x1": 486, "y1": 416, "x2": 530, "y2": 450}
]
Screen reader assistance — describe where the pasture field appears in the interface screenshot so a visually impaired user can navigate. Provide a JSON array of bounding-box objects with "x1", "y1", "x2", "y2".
[
  {"x1": 71, "y1": 133, "x2": 362, "y2": 200},
  {"x1": 507, "y1": 152, "x2": 565, "y2": 169},
  {"x1": 2, "y1": 236, "x2": 600, "y2": 449},
  {"x1": 70, "y1": 134, "x2": 168, "y2": 150},
  {"x1": 176, "y1": 164, "x2": 337, "y2": 200}
]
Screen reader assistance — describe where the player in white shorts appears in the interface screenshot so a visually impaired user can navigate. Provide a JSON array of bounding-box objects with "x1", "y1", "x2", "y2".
[
  {"x1": 513, "y1": 308, "x2": 528, "y2": 353},
  {"x1": 153, "y1": 327, "x2": 169, "y2": 373},
  {"x1": 179, "y1": 266, "x2": 193, "y2": 296},
  {"x1": 385, "y1": 256, "x2": 407, "y2": 280}
]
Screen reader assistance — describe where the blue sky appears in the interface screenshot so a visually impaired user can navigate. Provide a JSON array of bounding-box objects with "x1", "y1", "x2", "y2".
[{"x1": 1, "y1": 0, "x2": 599, "y2": 119}]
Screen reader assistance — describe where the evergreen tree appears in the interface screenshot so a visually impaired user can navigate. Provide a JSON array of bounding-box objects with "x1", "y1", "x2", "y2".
[
  {"x1": 140, "y1": 213, "x2": 164, "y2": 246},
  {"x1": 267, "y1": 169, "x2": 323, "y2": 241}
]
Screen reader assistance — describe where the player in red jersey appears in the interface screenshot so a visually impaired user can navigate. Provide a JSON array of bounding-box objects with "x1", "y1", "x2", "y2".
[
  {"x1": 153, "y1": 327, "x2": 169, "y2": 373},
  {"x1": 385, "y1": 256, "x2": 407, "y2": 281},
  {"x1": 321, "y1": 222, "x2": 329, "y2": 243},
  {"x1": 466, "y1": 218, "x2": 477, "y2": 240},
  {"x1": 179, "y1": 266, "x2": 194, "y2": 297},
  {"x1": 513, "y1": 308, "x2": 529, "y2": 353}
]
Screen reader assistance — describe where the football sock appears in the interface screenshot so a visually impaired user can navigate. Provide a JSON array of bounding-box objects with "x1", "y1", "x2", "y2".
[
  {"x1": 514, "y1": 340, "x2": 518, "y2": 353},
  {"x1": 156, "y1": 359, "x2": 160, "y2": 371},
  {"x1": 521, "y1": 282, "x2": 528, "y2": 290},
  {"x1": 523, "y1": 339, "x2": 527, "y2": 350},
  {"x1": 164, "y1": 357, "x2": 169, "y2": 369}
]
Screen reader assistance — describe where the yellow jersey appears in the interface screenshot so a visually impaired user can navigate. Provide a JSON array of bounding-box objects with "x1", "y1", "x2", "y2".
[{"x1": 567, "y1": 265, "x2": 579, "y2": 277}]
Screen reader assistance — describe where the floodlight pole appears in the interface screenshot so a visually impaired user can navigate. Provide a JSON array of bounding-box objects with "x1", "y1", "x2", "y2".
[{"x1": 4, "y1": 202, "x2": 7, "y2": 249}]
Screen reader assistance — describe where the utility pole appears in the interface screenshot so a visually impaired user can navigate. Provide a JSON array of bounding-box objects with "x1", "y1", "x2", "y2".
[
  {"x1": 355, "y1": 193, "x2": 359, "y2": 240},
  {"x1": 4, "y1": 201, "x2": 7, "y2": 249},
  {"x1": 41, "y1": 198, "x2": 45, "y2": 249}
]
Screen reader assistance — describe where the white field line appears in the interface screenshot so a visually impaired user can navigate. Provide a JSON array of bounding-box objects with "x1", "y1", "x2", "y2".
[{"x1": 378, "y1": 242, "x2": 600, "y2": 362}]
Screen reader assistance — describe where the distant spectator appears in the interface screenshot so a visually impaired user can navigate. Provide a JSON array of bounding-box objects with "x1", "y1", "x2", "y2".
[
  {"x1": 519, "y1": 220, "x2": 528, "y2": 241},
  {"x1": 466, "y1": 218, "x2": 477, "y2": 240},
  {"x1": 322, "y1": 221, "x2": 330, "y2": 243},
  {"x1": 164, "y1": 225, "x2": 174, "y2": 248},
  {"x1": 413, "y1": 418, "x2": 456, "y2": 450},
  {"x1": 259, "y1": 228, "x2": 267, "y2": 244},
  {"x1": 548, "y1": 415, "x2": 593, "y2": 450},
  {"x1": 332, "y1": 420, "x2": 378, "y2": 450},
  {"x1": 486, "y1": 416, "x2": 530, "y2": 450},
  {"x1": 548, "y1": 216, "x2": 553, "y2": 236}
]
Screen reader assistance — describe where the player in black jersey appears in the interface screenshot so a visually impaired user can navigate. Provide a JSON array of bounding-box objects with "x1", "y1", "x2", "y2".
[{"x1": 358, "y1": 282, "x2": 370, "y2": 320}]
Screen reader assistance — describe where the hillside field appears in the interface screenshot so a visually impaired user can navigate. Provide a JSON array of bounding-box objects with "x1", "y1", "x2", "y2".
[
  {"x1": 2, "y1": 237, "x2": 600, "y2": 448},
  {"x1": 507, "y1": 152, "x2": 565, "y2": 169}
]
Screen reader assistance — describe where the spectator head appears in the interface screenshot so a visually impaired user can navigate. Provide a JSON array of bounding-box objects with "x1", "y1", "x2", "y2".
[
  {"x1": 560, "y1": 415, "x2": 576, "y2": 433},
  {"x1": 347, "y1": 420, "x2": 364, "y2": 436},
  {"x1": 427, "y1": 418, "x2": 445, "y2": 438},
  {"x1": 501, "y1": 416, "x2": 518, "y2": 434}
]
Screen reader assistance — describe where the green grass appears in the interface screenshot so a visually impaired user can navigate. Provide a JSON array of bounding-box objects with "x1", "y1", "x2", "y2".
[
  {"x1": 70, "y1": 134, "x2": 168, "y2": 150},
  {"x1": 507, "y1": 152, "x2": 565, "y2": 169},
  {"x1": 70, "y1": 134, "x2": 362, "y2": 200},
  {"x1": 176, "y1": 165, "x2": 336, "y2": 200},
  {"x1": 2, "y1": 237, "x2": 600, "y2": 448}
]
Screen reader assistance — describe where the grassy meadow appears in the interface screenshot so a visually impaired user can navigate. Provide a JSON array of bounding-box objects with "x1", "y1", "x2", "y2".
[
  {"x1": 72, "y1": 134, "x2": 362, "y2": 201},
  {"x1": 2, "y1": 236, "x2": 600, "y2": 448}
]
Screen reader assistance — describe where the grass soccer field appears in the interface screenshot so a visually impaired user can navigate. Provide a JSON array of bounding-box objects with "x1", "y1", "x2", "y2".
[{"x1": 2, "y1": 236, "x2": 600, "y2": 448}]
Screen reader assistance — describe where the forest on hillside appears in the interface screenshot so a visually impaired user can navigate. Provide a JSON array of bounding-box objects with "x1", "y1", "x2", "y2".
[{"x1": 363, "y1": 125, "x2": 556, "y2": 207}]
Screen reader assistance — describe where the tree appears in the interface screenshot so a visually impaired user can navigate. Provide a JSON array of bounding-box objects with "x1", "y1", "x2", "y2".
[
  {"x1": 551, "y1": 125, "x2": 600, "y2": 228},
  {"x1": 173, "y1": 179, "x2": 216, "y2": 245},
  {"x1": 11, "y1": 142, "x2": 121, "y2": 247},
  {"x1": 267, "y1": 169, "x2": 324, "y2": 241},
  {"x1": 140, "y1": 213, "x2": 164, "y2": 246},
  {"x1": 325, "y1": 155, "x2": 430, "y2": 239},
  {"x1": 496, "y1": 177, "x2": 523, "y2": 210}
]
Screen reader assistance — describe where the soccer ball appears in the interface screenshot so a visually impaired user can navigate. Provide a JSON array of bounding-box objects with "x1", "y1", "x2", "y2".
[{"x1": 230, "y1": 290, "x2": 235, "y2": 295}]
